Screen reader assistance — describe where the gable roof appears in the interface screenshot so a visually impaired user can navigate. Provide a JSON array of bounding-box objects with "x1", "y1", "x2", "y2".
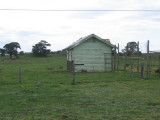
[{"x1": 64, "y1": 34, "x2": 114, "y2": 50}]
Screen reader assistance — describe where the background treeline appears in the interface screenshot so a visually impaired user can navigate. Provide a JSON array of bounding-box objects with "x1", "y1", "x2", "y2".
[{"x1": 0, "y1": 40, "x2": 67, "y2": 59}]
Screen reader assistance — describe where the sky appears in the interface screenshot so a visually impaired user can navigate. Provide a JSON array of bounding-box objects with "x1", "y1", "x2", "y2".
[{"x1": 0, "y1": 0, "x2": 160, "y2": 52}]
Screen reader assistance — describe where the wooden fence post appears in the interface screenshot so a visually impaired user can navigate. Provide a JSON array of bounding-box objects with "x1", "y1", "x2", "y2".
[
  {"x1": 141, "y1": 63, "x2": 144, "y2": 80},
  {"x1": 113, "y1": 45, "x2": 116, "y2": 72},
  {"x1": 147, "y1": 40, "x2": 150, "y2": 79},
  {"x1": 124, "y1": 44, "x2": 128, "y2": 72},
  {"x1": 130, "y1": 62, "x2": 133, "y2": 74},
  {"x1": 112, "y1": 52, "x2": 113, "y2": 72},
  {"x1": 72, "y1": 60, "x2": 76, "y2": 85},
  {"x1": 19, "y1": 67, "x2": 22, "y2": 83},
  {"x1": 137, "y1": 41, "x2": 140, "y2": 76},
  {"x1": 117, "y1": 43, "x2": 119, "y2": 71}
]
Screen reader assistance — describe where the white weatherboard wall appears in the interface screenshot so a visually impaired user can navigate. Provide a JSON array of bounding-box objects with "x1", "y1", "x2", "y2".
[{"x1": 71, "y1": 37, "x2": 112, "y2": 72}]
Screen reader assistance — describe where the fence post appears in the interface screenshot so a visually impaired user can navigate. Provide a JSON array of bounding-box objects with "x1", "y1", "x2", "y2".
[
  {"x1": 72, "y1": 60, "x2": 76, "y2": 85},
  {"x1": 147, "y1": 40, "x2": 150, "y2": 79},
  {"x1": 124, "y1": 44, "x2": 128, "y2": 72},
  {"x1": 137, "y1": 41, "x2": 140, "y2": 76},
  {"x1": 130, "y1": 62, "x2": 133, "y2": 74},
  {"x1": 112, "y1": 52, "x2": 113, "y2": 72},
  {"x1": 117, "y1": 43, "x2": 119, "y2": 71},
  {"x1": 113, "y1": 45, "x2": 116, "y2": 72},
  {"x1": 141, "y1": 63, "x2": 144, "y2": 80},
  {"x1": 19, "y1": 67, "x2": 22, "y2": 83}
]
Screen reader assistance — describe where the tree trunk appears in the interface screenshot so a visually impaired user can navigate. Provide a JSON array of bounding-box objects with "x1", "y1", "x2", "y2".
[{"x1": 10, "y1": 54, "x2": 12, "y2": 59}]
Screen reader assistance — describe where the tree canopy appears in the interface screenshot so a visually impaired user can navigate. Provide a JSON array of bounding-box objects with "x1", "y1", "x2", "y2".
[
  {"x1": 32, "y1": 40, "x2": 51, "y2": 57},
  {"x1": 3, "y1": 42, "x2": 21, "y2": 58},
  {"x1": 122, "y1": 41, "x2": 141, "y2": 56},
  {"x1": 0, "y1": 48, "x2": 6, "y2": 56}
]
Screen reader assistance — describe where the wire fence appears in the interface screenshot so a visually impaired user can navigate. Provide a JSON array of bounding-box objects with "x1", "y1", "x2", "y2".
[
  {"x1": 113, "y1": 40, "x2": 160, "y2": 79},
  {"x1": 0, "y1": 68, "x2": 144, "y2": 86},
  {"x1": 0, "y1": 68, "x2": 159, "y2": 86},
  {"x1": 0, "y1": 40, "x2": 159, "y2": 86}
]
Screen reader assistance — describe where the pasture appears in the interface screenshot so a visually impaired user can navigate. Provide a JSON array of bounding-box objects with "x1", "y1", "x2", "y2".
[{"x1": 0, "y1": 56, "x2": 160, "y2": 120}]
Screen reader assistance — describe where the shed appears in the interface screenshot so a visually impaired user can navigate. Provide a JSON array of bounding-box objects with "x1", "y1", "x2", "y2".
[{"x1": 64, "y1": 34, "x2": 114, "y2": 72}]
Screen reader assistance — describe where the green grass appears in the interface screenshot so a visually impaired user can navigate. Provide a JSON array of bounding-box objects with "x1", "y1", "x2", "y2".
[{"x1": 0, "y1": 56, "x2": 160, "y2": 120}]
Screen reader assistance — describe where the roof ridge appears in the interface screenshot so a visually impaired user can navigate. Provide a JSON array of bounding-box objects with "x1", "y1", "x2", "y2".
[{"x1": 63, "y1": 34, "x2": 114, "y2": 50}]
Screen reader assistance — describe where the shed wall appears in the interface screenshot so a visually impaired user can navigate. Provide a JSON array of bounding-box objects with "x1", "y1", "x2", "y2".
[{"x1": 71, "y1": 37, "x2": 112, "y2": 72}]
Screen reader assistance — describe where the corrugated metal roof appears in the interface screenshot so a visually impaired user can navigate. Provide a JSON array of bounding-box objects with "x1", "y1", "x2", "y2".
[{"x1": 64, "y1": 34, "x2": 114, "y2": 50}]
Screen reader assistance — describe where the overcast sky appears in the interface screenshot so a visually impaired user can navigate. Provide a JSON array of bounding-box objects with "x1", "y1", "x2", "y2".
[{"x1": 0, "y1": 0, "x2": 160, "y2": 52}]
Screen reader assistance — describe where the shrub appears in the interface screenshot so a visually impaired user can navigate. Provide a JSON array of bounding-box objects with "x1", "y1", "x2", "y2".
[{"x1": 155, "y1": 68, "x2": 160, "y2": 73}]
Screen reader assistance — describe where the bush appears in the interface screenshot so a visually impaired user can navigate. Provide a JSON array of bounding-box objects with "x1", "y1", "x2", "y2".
[
  {"x1": 20, "y1": 51, "x2": 24, "y2": 56},
  {"x1": 155, "y1": 68, "x2": 160, "y2": 73}
]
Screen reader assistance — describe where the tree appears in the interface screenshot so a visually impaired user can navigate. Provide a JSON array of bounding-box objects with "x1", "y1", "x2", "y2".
[
  {"x1": 0, "y1": 48, "x2": 6, "y2": 56},
  {"x1": 19, "y1": 51, "x2": 24, "y2": 56},
  {"x1": 32, "y1": 40, "x2": 51, "y2": 57},
  {"x1": 3, "y1": 42, "x2": 21, "y2": 59},
  {"x1": 122, "y1": 42, "x2": 139, "y2": 56}
]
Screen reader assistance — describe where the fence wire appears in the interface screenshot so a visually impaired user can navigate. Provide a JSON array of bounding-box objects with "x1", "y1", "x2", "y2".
[
  {"x1": 0, "y1": 40, "x2": 160, "y2": 86},
  {"x1": 114, "y1": 41, "x2": 160, "y2": 79}
]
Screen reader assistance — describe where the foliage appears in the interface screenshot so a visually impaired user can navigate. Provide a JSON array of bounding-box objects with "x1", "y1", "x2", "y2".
[
  {"x1": 0, "y1": 48, "x2": 6, "y2": 56},
  {"x1": 19, "y1": 51, "x2": 24, "y2": 56},
  {"x1": 118, "y1": 52, "x2": 124, "y2": 56},
  {"x1": 122, "y1": 41, "x2": 141, "y2": 56},
  {"x1": 3, "y1": 42, "x2": 21, "y2": 59},
  {"x1": 51, "y1": 50, "x2": 67, "y2": 56},
  {"x1": 155, "y1": 68, "x2": 160, "y2": 73},
  {"x1": 32, "y1": 40, "x2": 51, "y2": 57}
]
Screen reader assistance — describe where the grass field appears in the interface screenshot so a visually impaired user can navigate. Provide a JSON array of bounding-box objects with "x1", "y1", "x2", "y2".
[{"x1": 0, "y1": 56, "x2": 160, "y2": 120}]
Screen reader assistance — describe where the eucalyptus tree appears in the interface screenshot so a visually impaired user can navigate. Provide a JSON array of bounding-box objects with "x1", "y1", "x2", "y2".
[
  {"x1": 4, "y1": 42, "x2": 21, "y2": 59},
  {"x1": 0, "y1": 48, "x2": 6, "y2": 56},
  {"x1": 32, "y1": 40, "x2": 51, "y2": 57}
]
